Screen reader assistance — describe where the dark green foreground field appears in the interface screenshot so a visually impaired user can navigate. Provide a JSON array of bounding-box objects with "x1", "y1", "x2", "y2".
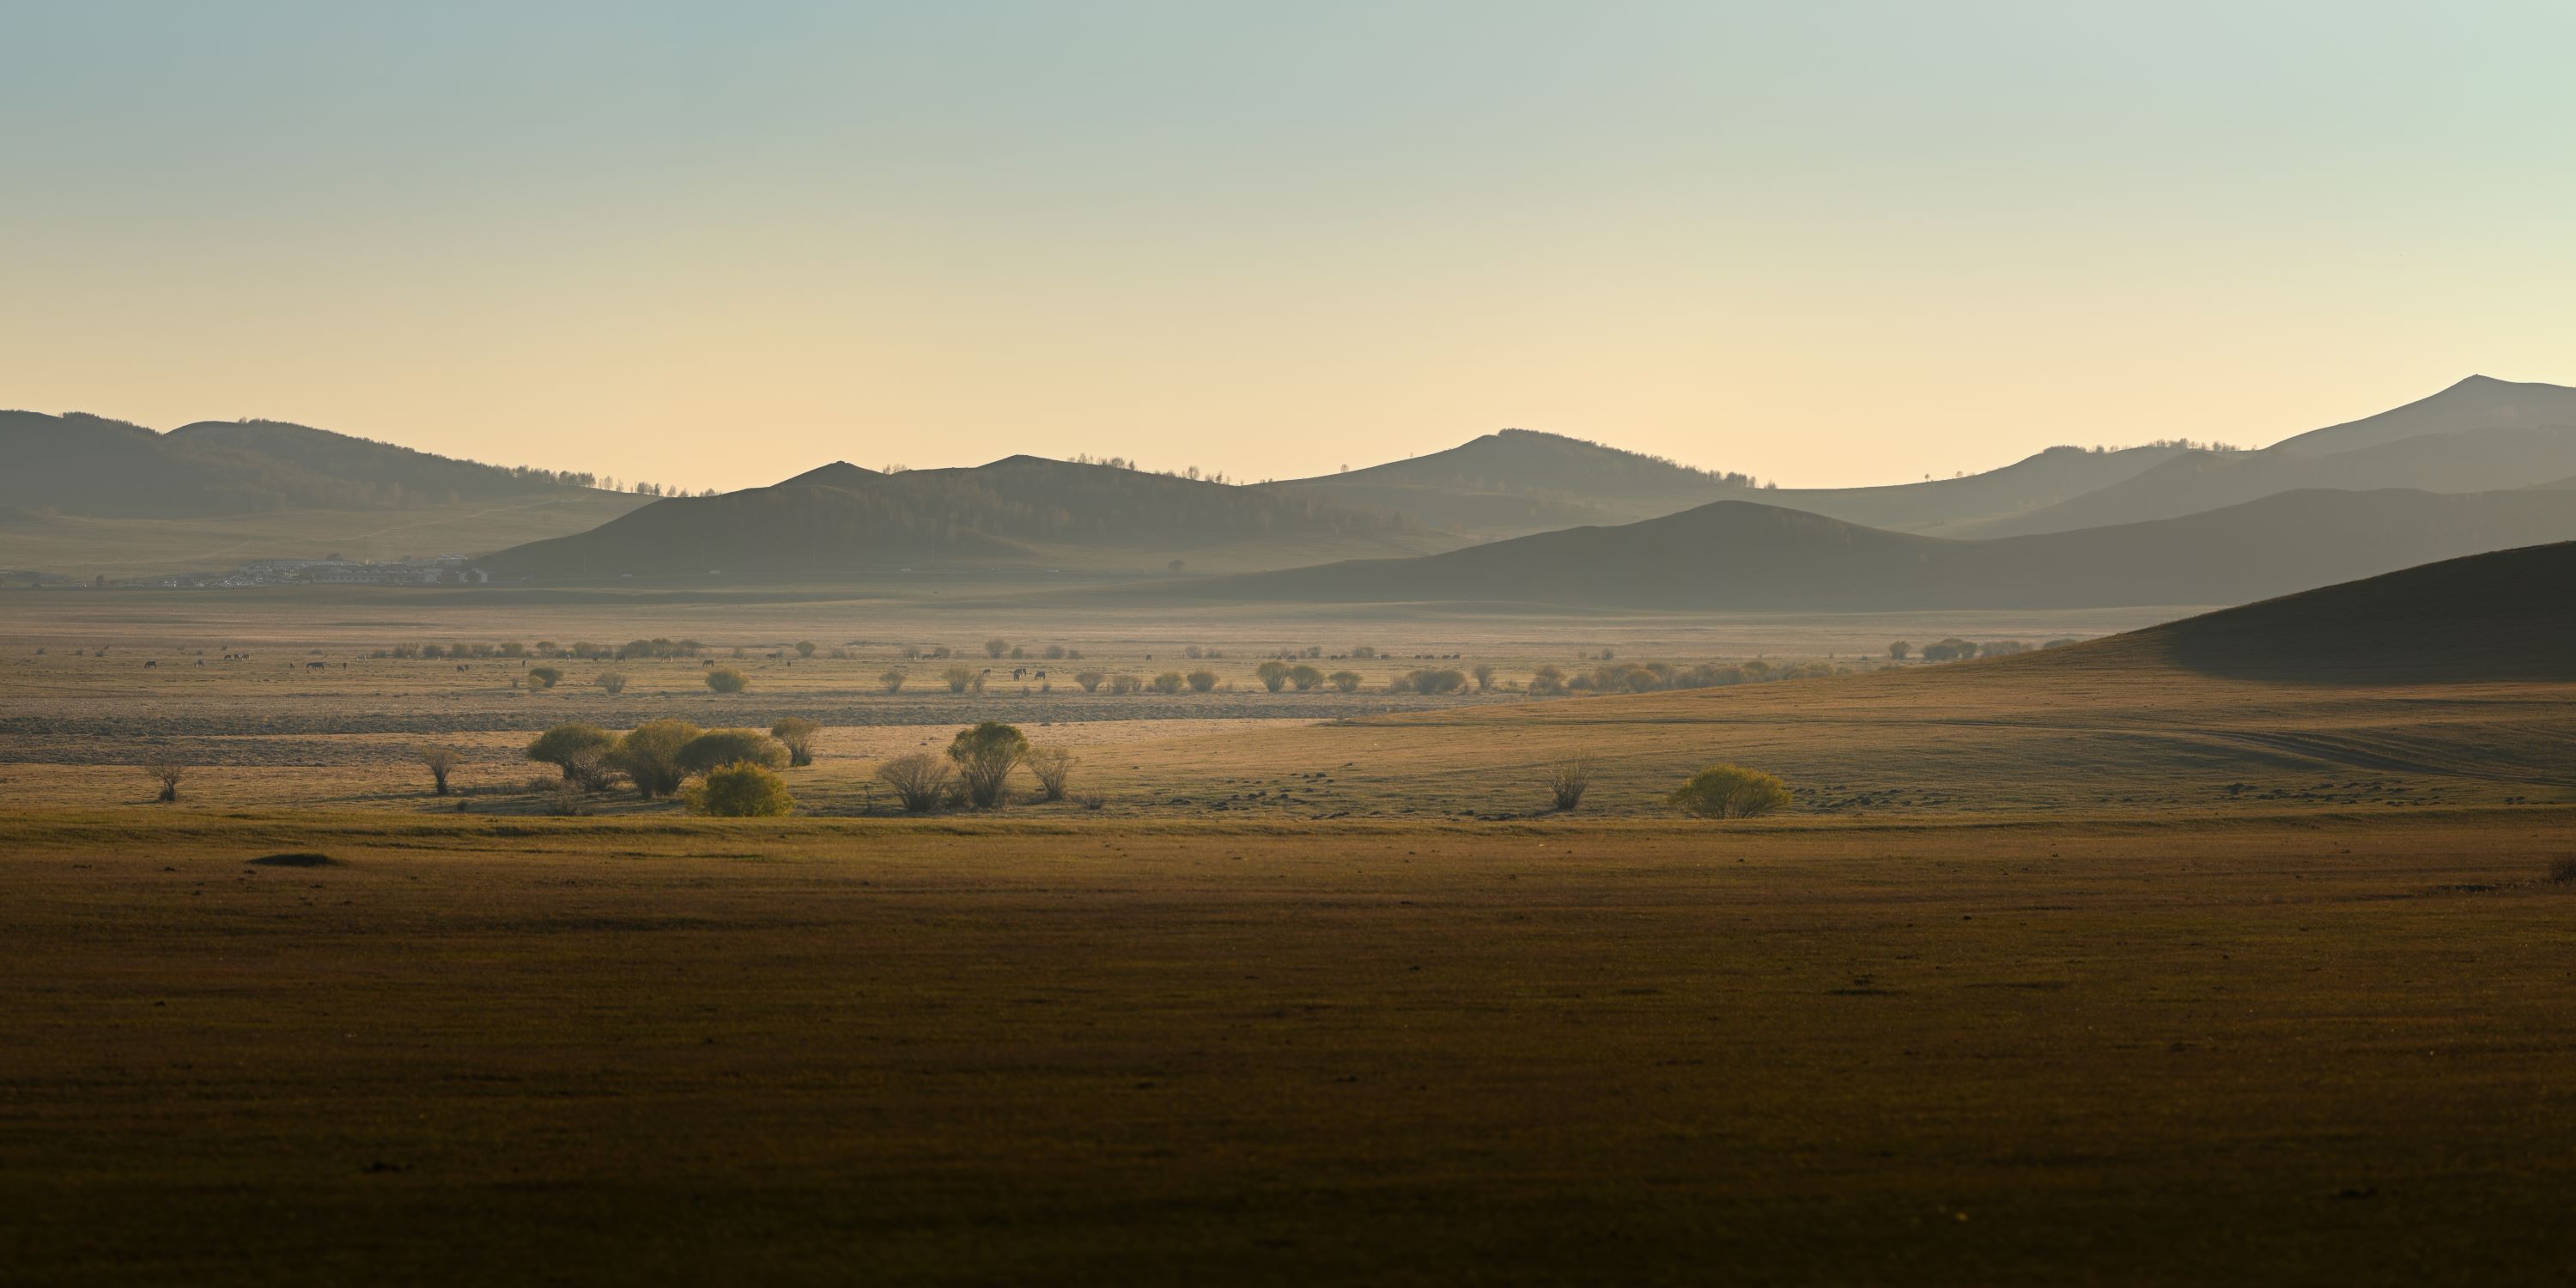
[{"x1": 7, "y1": 811, "x2": 2574, "y2": 1285}]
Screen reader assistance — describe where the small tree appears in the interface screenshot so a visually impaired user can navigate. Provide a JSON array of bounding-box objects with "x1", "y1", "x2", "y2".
[
  {"x1": 687, "y1": 762, "x2": 794, "y2": 817},
  {"x1": 1327, "y1": 670, "x2": 1362, "y2": 693},
  {"x1": 705, "y1": 666, "x2": 750, "y2": 695},
  {"x1": 876, "y1": 752, "x2": 954, "y2": 813},
  {"x1": 1073, "y1": 670, "x2": 1106, "y2": 692},
  {"x1": 770, "y1": 717, "x2": 821, "y2": 768},
  {"x1": 949, "y1": 721, "x2": 1029, "y2": 809},
  {"x1": 594, "y1": 671, "x2": 628, "y2": 696},
  {"x1": 614, "y1": 719, "x2": 704, "y2": 799},
  {"x1": 942, "y1": 665, "x2": 981, "y2": 694},
  {"x1": 527, "y1": 723, "x2": 616, "y2": 783},
  {"x1": 416, "y1": 744, "x2": 465, "y2": 796},
  {"x1": 677, "y1": 729, "x2": 789, "y2": 777},
  {"x1": 880, "y1": 668, "x2": 908, "y2": 694},
  {"x1": 1472, "y1": 664, "x2": 1497, "y2": 691},
  {"x1": 1887, "y1": 641, "x2": 1911, "y2": 661},
  {"x1": 1286, "y1": 664, "x2": 1323, "y2": 691},
  {"x1": 794, "y1": 640, "x2": 818, "y2": 659},
  {"x1": 1254, "y1": 660, "x2": 1291, "y2": 692},
  {"x1": 1187, "y1": 669, "x2": 1218, "y2": 693},
  {"x1": 1026, "y1": 746, "x2": 1075, "y2": 802},
  {"x1": 1150, "y1": 671, "x2": 1184, "y2": 695},
  {"x1": 143, "y1": 759, "x2": 186, "y2": 803},
  {"x1": 983, "y1": 637, "x2": 1009, "y2": 659},
  {"x1": 1668, "y1": 763, "x2": 1791, "y2": 819},
  {"x1": 1544, "y1": 755, "x2": 1595, "y2": 811},
  {"x1": 526, "y1": 665, "x2": 562, "y2": 690}
]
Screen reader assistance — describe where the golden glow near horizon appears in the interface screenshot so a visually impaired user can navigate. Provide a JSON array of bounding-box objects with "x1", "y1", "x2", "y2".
[{"x1": 4, "y1": 4, "x2": 2570, "y2": 492}]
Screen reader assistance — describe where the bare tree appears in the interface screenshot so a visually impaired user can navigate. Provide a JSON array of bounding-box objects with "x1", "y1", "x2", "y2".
[
  {"x1": 876, "y1": 752, "x2": 955, "y2": 812},
  {"x1": 416, "y1": 745, "x2": 465, "y2": 795},
  {"x1": 1544, "y1": 755, "x2": 1595, "y2": 812},
  {"x1": 143, "y1": 760, "x2": 187, "y2": 804},
  {"x1": 770, "y1": 717, "x2": 821, "y2": 768},
  {"x1": 1026, "y1": 746, "x2": 1075, "y2": 802}
]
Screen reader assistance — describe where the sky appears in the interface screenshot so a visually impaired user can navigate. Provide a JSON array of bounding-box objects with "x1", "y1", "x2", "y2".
[{"x1": 4, "y1": 2, "x2": 2572, "y2": 493}]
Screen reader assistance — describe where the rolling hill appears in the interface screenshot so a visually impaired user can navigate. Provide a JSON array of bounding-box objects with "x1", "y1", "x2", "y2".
[
  {"x1": 0, "y1": 410, "x2": 623, "y2": 517},
  {"x1": 0, "y1": 410, "x2": 653, "y2": 578},
  {"x1": 481, "y1": 455, "x2": 1460, "y2": 580},
  {"x1": 1271, "y1": 428, "x2": 2190, "y2": 538},
  {"x1": 1963, "y1": 376, "x2": 2576, "y2": 537},
  {"x1": 1165, "y1": 486, "x2": 2576, "y2": 612}
]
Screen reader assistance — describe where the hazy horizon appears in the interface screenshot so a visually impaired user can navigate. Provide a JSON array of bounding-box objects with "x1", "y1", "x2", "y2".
[{"x1": 7, "y1": 3, "x2": 2572, "y2": 492}]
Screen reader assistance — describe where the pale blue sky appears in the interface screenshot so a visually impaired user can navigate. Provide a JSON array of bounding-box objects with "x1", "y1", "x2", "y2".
[{"x1": 5, "y1": 2, "x2": 2571, "y2": 489}]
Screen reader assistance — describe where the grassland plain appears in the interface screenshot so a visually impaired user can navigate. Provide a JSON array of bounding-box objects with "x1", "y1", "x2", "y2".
[{"x1": 4, "y1": 811, "x2": 2575, "y2": 1285}]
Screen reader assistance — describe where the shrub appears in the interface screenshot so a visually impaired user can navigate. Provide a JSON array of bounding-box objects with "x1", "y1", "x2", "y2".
[
  {"x1": 705, "y1": 666, "x2": 750, "y2": 695},
  {"x1": 1471, "y1": 664, "x2": 1496, "y2": 691},
  {"x1": 1529, "y1": 664, "x2": 1565, "y2": 696},
  {"x1": 1887, "y1": 641, "x2": 1911, "y2": 660},
  {"x1": 1668, "y1": 763, "x2": 1790, "y2": 819},
  {"x1": 794, "y1": 640, "x2": 817, "y2": 659},
  {"x1": 594, "y1": 670, "x2": 628, "y2": 695},
  {"x1": 1074, "y1": 670, "x2": 1107, "y2": 693},
  {"x1": 526, "y1": 665, "x2": 563, "y2": 690},
  {"x1": 1187, "y1": 669, "x2": 1218, "y2": 693},
  {"x1": 1071, "y1": 791, "x2": 1108, "y2": 811},
  {"x1": 1399, "y1": 667, "x2": 1467, "y2": 696},
  {"x1": 1150, "y1": 671, "x2": 1184, "y2": 695},
  {"x1": 876, "y1": 752, "x2": 954, "y2": 812},
  {"x1": 686, "y1": 762, "x2": 795, "y2": 817},
  {"x1": 1287, "y1": 664, "x2": 1323, "y2": 691},
  {"x1": 677, "y1": 729, "x2": 789, "y2": 777},
  {"x1": 1043, "y1": 644, "x2": 1067, "y2": 659},
  {"x1": 947, "y1": 721, "x2": 1029, "y2": 809},
  {"x1": 613, "y1": 719, "x2": 704, "y2": 799},
  {"x1": 880, "y1": 668, "x2": 908, "y2": 694},
  {"x1": 770, "y1": 717, "x2": 821, "y2": 768},
  {"x1": 1026, "y1": 746, "x2": 1076, "y2": 802},
  {"x1": 1108, "y1": 672, "x2": 1143, "y2": 695},
  {"x1": 1544, "y1": 755, "x2": 1595, "y2": 811},
  {"x1": 1254, "y1": 660, "x2": 1291, "y2": 692},
  {"x1": 983, "y1": 637, "x2": 1010, "y2": 659},
  {"x1": 527, "y1": 723, "x2": 615, "y2": 781},
  {"x1": 416, "y1": 744, "x2": 465, "y2": 796},
  {"x1": 1351, "y1": 646, "x2": 1377, "y2": 659},
  {"x1": 1327, "y1": 670, "x2": 1362, "y2": 693},
  {"x1": 143, "y1": 760, "x2": 186, "y2": 803},
  {"x1": 942, "y1": 665, "x2": 981, "y2": 695},
  {"x1": 2549, "y1": 856, "x2": 2576, "y2": 884}
]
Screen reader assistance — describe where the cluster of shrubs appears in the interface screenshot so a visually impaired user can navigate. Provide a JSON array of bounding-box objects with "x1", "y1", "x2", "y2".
[
  {"x1": 1537, "y1": 756, "x2": 1789, "y2": 818},
  {"x1": 378, "y1": 637, "x2": 708, "y2": 661},
  {"x1": 1892, "y1": 638, "x2": 2080, "y2": 662},
  {"x1": 873, "y1": 721, "x2": 1082, "y2": 813},
  {"x1": 1528, "y1": 659, "x2": 1842, "y2": 696},
  {"x1": 524, "y1": 716, "x2": 817, "y2": 816}
]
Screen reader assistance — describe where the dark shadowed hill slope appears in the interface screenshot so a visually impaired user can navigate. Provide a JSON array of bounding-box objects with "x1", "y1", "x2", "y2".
[
  {"x1": 1273, "y1": 428, "x2": 2185, "y2": 537},
  {"x1": 482, "y1": 455, "x2": 1424, "y2": 579},
  {"x1": 2093, "y1": 539, "x2": 2576, "y2": 683},
  {"x1": 1168, "y1": 487, "x2": 2576, "y2": 611},
  {"x1": 1965, "y1": 377, "x2": 2576, "y2": 537},
  {"x1": 0, "y1": 410, "x2": 623, "y2": 518}
]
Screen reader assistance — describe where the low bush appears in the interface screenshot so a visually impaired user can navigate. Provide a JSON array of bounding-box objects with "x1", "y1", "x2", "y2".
[
  {"x1": 705, "y1": 666, "x2": 750, "y2": 695},
  {"x1": 1668, "y1": 763, "x2": 1790, "y2": 819},
  {"x1": 526, "y1": 665, "x2": 563, "y2": 690},
  {"x1": 1074, "y1": 670, "x2": 1106, "y2": 693},
  {"x1": 950, "y1": 721, "x2": 1029, "y2": 809},
  {"x1": 1187, "y1": 669, "x2": 1218, "y2": 693},
  {"x1": 1026, "y1": 746, "x2": 1075, "y2": 802},
  {"x1": 677, "y1": 729, "x2": 789, "y2": 776},
  {"x1": 594, "y1": 670, "x2": 628, "y2": 696},
  {"x1": 1327, "y1": 670, "x2": 1362, "y2": 693},
  {"x1": 687, "y1": 762, "x2": 795, "y2": 817},
  {"x1": 613, "y1": 719, "x2": 704, "y2": 799}
]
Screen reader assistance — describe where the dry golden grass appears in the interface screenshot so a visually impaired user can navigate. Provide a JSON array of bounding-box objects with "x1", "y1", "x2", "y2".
[{"x1": 5, "y1": 810, "x2": 2575, "y2": 1285}]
